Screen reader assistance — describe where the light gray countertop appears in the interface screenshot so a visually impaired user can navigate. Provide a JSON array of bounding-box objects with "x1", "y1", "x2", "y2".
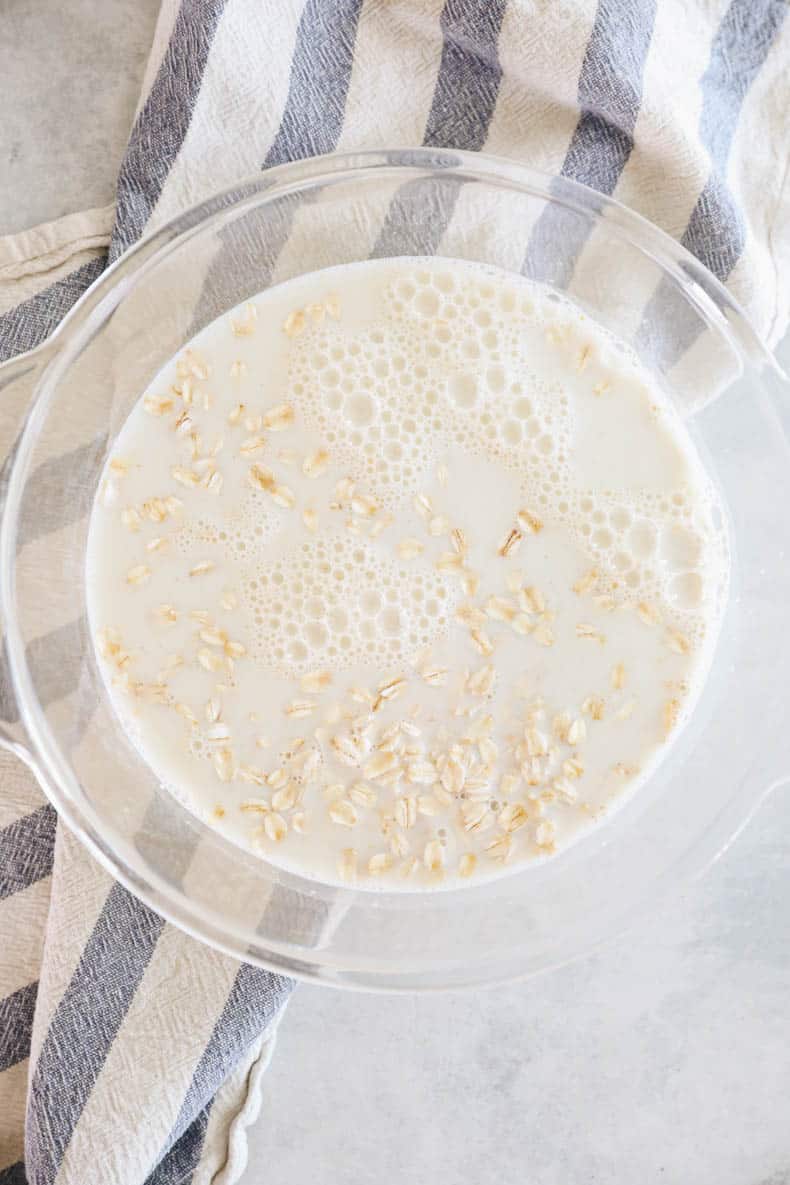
[
  {"x1": 2, "y1": 7, "x2": 788, "y2": 1184},
  {"x1": 0, "y1": 0, "x2": 160, "y2": 234}
]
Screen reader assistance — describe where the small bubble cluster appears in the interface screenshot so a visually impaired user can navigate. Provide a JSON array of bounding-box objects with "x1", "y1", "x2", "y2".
[
  {"x1": 176, "y1": 492, "x2": 282, "y2": 563},
  {"x1": 288, "y1": 267, "x2": 573, "y2": 508},
  {"x1": 239, "y1": 533, "x2": 458, "y2": 675},
  {"x1": 538, "y1": 486, "x2": 723, "y2": 645},
  {"x1": 288, "y1": 261, "x2": 726, "y2": 643}
]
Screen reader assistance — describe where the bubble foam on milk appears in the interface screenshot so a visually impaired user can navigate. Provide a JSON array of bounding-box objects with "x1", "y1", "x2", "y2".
[
  {"x1": 87, "y1": 257, "x2": 729, "y2": 890},
  {"x1": 286, "y1": 263, "x2": 724, "y2": 657},
  {"x1": 176, "y1": 262, "x2": 723, "y2": 675},
  {"x1": 178, "y1": 508, "x2": 459, "y2": 674}
]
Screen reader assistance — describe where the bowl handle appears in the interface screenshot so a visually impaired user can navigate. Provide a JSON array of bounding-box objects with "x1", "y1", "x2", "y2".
[{"x1": 0, "y1": 346, "x2": 53, "y2": 770}]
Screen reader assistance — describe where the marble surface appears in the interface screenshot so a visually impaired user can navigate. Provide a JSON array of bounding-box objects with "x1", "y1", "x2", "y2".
[
  {"x1": 0, "y1": 0, "x2": 160, "y2": 235},
  {"x1": 2, "y1": 9, "x2": 789, "y2": 1185}
]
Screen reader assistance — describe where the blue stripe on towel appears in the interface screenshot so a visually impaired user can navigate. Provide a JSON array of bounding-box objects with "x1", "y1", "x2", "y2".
[
  {"x1": 0, "y1": 807, "x2": 56, "y2": 901},
  {"x1": 0, "y1": 257, "x2": 105, "y2": 363},
  {"x1": 157, "y1": 963, "x2": 292, "y2": 1162},
  {"x1": 638, "y1": 0, "x2": 788, "y2": 366},
  {"x1": 373, "y1": 0, "x2": 508, "y2": 258},
  {"x1": 524, "y1": 0, "x2": 657, "y2": 288},
  {"x1": 112, "y1": 0, "x2": 230, "y2": 257},
  {"x1": 0, "y1": 982, "x2": 38, "y2": 1072},
  {"x1": 25, "y1": 884, "x2": 165, "y2": 1181},
  {"x1": 264, "y1": 0, "x2": 365, "y2": 167},
  {"x1": 682, "y1": 0, "x2": 789, "y2": 281},
  {"x1": 144, "y1": 1103, "x2": 213, "y2": 1185}
]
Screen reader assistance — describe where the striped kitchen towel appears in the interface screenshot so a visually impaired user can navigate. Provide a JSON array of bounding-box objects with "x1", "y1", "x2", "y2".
[{"x1": 2, "y1": 1, "x2": 789, "y2": 1183}]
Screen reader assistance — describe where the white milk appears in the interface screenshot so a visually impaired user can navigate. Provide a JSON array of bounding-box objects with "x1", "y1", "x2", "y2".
[{"x1": 86, "y1": 258, "x2": 729, "y2": 890}]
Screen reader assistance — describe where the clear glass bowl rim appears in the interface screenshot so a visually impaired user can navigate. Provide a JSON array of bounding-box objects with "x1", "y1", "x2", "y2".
[{"x1": 1, "y1": 147, "x2": 786, "y2": 992}]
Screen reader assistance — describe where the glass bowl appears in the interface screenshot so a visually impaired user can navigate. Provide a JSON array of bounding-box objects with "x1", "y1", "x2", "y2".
[{"x1": 1, "y1": 148, "x2": 789, "y2": 991}]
